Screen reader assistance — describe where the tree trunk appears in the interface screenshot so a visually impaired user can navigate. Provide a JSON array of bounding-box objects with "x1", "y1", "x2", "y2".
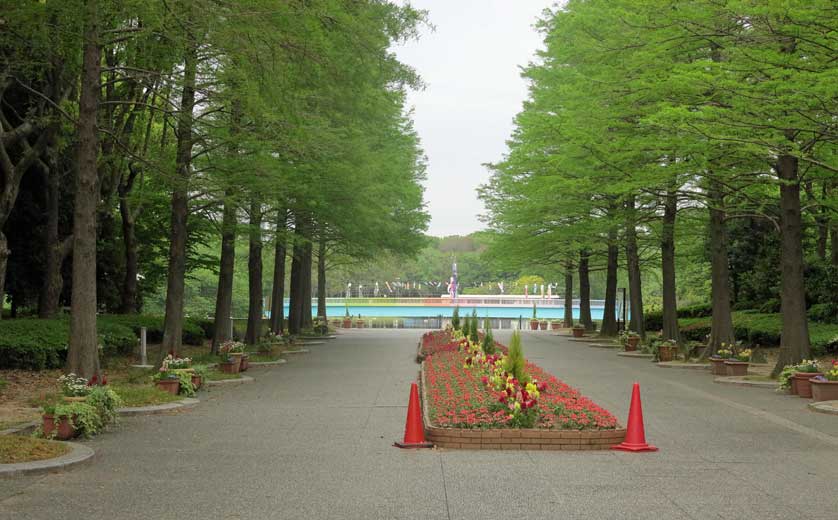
[
  {"x1": 578, "y1": 249, "x2": 593, "y2": 330},
  {"x1": 39, "y1": 168, "x2": 62, "y2": 318},
  {"x1": 244, "y1": 198, "x2": 263, "y2": 345},
  {"x1": 661, "y1": 189, "x2": 680, "y2": 344},
  {"x1": 118, "y1": 187, "x2": 139, "y2": 314},
  {"x1": 211, "y1": 189, "x2": 237, "y2": 352},
  {"x1": 600, "y1": 223, "x2": 619, "y2": 337},
  {"x1": 563, "y1": 260, "x2": 573, "y2": 327},
  {"x1": 772, "y1": 154, "x2": 811, "y2": 374},
  {"x1": 703, "y1": 179, "x2": 735, "y2": 358},
  {"x1": 288, "y1": 222, "x2": 306, "y2": 335},
  {"x1": 301, "y1": 237, "x2": 313, "y2": 330},
  {"x1": 269, "y1": 209, "x2": 287, "y2": 335},
  {"x1": 66, "y1": 0, "x2": 101, "y2": 379},
  {"x1": 831, "y1": 224, "x2": 838, "y2": 267},
  {"x1": 625, "y1": 196, "x2": 645, "y2": 338},
  {"x1": 317, "y1": 237, "x2": 327, "y2": 321},
  {"x1": 161, "y1": 34, "x2": 197, "y2": 357},
  {"x1": 0, "y1": 232, "x2": 8, "y2": 320}
]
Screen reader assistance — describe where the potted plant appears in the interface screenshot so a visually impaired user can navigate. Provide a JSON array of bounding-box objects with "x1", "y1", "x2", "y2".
[
  {"x1": 658, "y1": 339, "x2": 678, "y2": 362},
  {"x1": 550, "y1": 320, "x2": 561, "y2": 331},
  {"x1": 192, "y1": 364, "x2": 209, "y2": 390},
  {"x1": 709, "y1": 346, "x2": 733, "y2": 376},
  {"x1": 218, "y1": 356, "x2": 241, "y2": 374},
  {"x1": 810, "y1": 361, "x2": 838, "y2": 402},
  {"x1": 724, "y1": 348, "x2": 751, "y2": 376},
  {"x1": 620, "y1": 330, "x2": 641, "y2": 352},
  {"x1": 343, "y1": 303, "x2": 352, "y2": 328},
  {"x1": 220, "y1": 340, "x2": 245, "y2": 370},
  {"x1": 572, "y1": 323, "x2": 585, "y2": 338},
  {"x1": 530, "y1": 304, "x2": 539, "y2": 330},
  {"x1": 355, "y1": 317, "x2": 365, "y2": 328},
  {"x1": 792, "y1": 359, "x2": 823, "y2": 398},
  {"x1": 41, "y1": 403, "x2": 77, "y2": 440},
  {"x1": 154, "y1": 370, "x2": 181, "y2": 395},
  {"x1": 57, "y1": 373, "x2": 91, "y2": 402},
  {"x1": 41, "y1": 398, "x2": 106, "y2": 440}
]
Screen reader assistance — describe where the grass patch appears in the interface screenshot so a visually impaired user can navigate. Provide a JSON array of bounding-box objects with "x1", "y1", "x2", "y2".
[
  {"x1": 0, "y1": 435, "x2": 69, "y2": 464},
  {"x1": 744, "y1": 375, "x2": 776, "y2": 382},
  {"x1": 247, "y1": 353, "x2": 282, "y2": 363},
  {"x1": 112, "y1": 384, "x2": 182, "y2": 407},
  {"x1": 205, "y1": 369, "x2": 242, "y2": 381}
]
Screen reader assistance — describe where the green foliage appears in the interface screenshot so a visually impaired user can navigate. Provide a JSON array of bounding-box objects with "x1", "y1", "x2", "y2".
[
  {"x1": 86, "y1": 386, "x2": 124, "y2": 426},
  {"x1": 451, "y1": 306, "x2": 460, "y2": 331},
  {"x1": 809, "y1": 303, "x2": 838, "y2": 325},
  {"x1": 503, "y1": 331, "x2": 528, "y2": 384},
  {"x1": 532, "y1": 303, "x2": 537, "y2": 320},
  {"x1": 0, "y1": 318, "x2": 136, "y2": 370},
  {"x1": 468, "y1": 312, "x2": 480, "y2": 344},
  {"x1": 98, "y1": 314, "x2": 204, "y2": 346},
  {"x1": 481, "y1": 319, "x2": 495, "y2": 355}
]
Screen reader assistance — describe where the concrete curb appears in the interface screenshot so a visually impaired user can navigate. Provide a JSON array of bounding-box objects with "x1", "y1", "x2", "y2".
[
  {"x1": 808, "y1": 401, "x2": 838, "y2": 416},
  {"x1": 0, "y1": 441, "x2": 94, "y2": 478},
  {"x1": 299, "y1": 335, "x2": 336, "y2": 340},
  {"x1": 0, "y1": 421, "x2": 39, "y2": 436},
  {"x1": 588, "y1": 343, "x2": 620, "y2": 349},
  {"x1": 205, "y1": 375, "x2": 255, "y2": 386},
  {"x1": 283, "y1": 349, "x2": 310, "y2": 354},
  {"x1": 248, "y1": 359, "x2": 286, "y2": 366},
  {"x1": 117, "y1": 398, "x2": 200, "y2": 417},
  {"x1": 617, "y1": 351, "x2": 653, "y2": 359},
  {"x1": 656, "y1": 362, "x2": 710, "y2": 370},
  {"x1": 714, "y1": 376, "x2": 776, "y2": 388},
  {"x1": 296, "y1": 341, "x2": 325, "y2": 346}
]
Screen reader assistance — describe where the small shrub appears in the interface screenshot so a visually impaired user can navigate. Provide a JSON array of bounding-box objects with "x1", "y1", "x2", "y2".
[
  {"x1": 451, "y1": 306, "x2": 460, "y2": 331},
  {"x1": 809, "y1": 303, "x2": 838, "y2": 324},
  {"x1": 503, "y1": 331, "x2": 528, "y2": 384},
  {"x1": 759, "y1": 298, "x2": 781, "y2": 314},
  {"x1": 481, "y1": 319, "x2": 495, "y2": 354}
]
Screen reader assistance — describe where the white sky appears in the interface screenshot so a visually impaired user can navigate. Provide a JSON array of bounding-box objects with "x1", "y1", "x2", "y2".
[{"x1": 395, "y1": 1, "x2": 557, "y2": 237}]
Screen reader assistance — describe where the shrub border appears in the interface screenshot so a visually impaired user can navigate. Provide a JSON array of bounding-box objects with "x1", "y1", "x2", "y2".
[{"x1": 418, "y1": 363, "x2": 626, "y2": 450}]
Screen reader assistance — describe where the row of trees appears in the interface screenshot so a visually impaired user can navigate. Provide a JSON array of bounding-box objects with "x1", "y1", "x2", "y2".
[
  {"x1": 481, "y1": 0, "x2": 837, "y2": 374},
  {"x1": 0, "y1": 0, "x2": 429, "y2": 377}
]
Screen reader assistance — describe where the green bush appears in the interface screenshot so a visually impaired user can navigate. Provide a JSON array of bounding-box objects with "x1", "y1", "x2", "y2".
[
  {"x1": 809, "y1": 303, "x2": 838, "y2": 324},
  {"x1": 644, "y1": 303, "x2": 713, "y2": 332},
  {"x1": 98, "y1": 314, "x2": 205, "y2": 346},
  {"x1": 758, "y1": 298, "x2": 781, "y2": 314},
  {"x1": 0, "y1": 318, "x2": 136, "y2": 370}
]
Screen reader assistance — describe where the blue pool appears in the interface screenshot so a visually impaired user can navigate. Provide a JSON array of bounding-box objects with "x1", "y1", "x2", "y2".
[{"x1": 280, "y1": 305, "x2": 607, "y2": 320}]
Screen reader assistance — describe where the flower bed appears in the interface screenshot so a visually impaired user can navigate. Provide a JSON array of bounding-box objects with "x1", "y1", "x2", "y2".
[{"x1": 419, "y1": 330, "x2": 624, "y2": 450}]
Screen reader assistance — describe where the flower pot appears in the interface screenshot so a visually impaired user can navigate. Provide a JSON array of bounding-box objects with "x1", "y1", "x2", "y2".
[
  {"x1": 219, "y1": 361, "x2": 240, "y2": 374},
  {"x1": 342, "y1": 318, "x2": 352, "y2": 328},
  {"x1": 355, "y1": 320, "x2": 365, "y2": 328},
  {"x1": 539, "y1": 320, "x2": 548, "y2": 330},
  {"x1": 626, "y1": 336, "x2": 640, "y2": 352},
  {"x1": 793, "y1": 372, "x2": 823, "y2": 398},
  {"x1": 228, "y1": 352, "x2": 244, "y2": 370},
  {"x1": 658, "y1": 345, "x2": 676, "y2": 362},
  {"x1": 240, "y1": 355, "x2": 249, "y2": 372},
  {"x1": 572, "y1": 327, "x2": 584, "y2": 338},
  {"x1": 709, "y1": 358, "x2": 727, "y2": 376},
  {"x1": 529, "y1": 320, "x2": 539, "y2": 330},
  {"x1": 191, "y1": 375, "x2": 202, "y2": 390},
  {"x1": 156, "y1": 379, "x2": 180, "y2": 395},
  {"x1": 42, "y1": 414, "x2": 77, "y2": 440},
  {"x1": 724, "y1": 360, "x2": 749, "y2": 376},
  {"x1": 811, "y1": 379, "x2": 838, "y2": 402},
  {"x1": 550, "y1": 322, "x2": 561, "y2": 331}
]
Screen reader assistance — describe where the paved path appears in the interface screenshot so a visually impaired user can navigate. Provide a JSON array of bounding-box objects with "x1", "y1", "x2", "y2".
[{"x1": 2, "y1": 330, "x2": 837, "y2": 519}]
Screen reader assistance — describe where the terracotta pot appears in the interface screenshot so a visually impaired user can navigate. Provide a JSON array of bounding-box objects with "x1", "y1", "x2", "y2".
[
  {"x1": 529, "y1": 320, "x2": 539, "y2": 330},
  {"x1": 355, "y1": 320, "x2": 365, "y2": 328},
  {"x1": 626, "y1": 336, "x2": 640, "y2": 352},
  {"x1": 793, "y1": 372, "x2": 823, "y2": 398},
  {"x1": 550, "y1": 322, "x2": 561, "y2": 331},
  {"x1": 156, "y1": 379, "x2": 180, "y2": 395},
  {"x1": 240, "y1": 355, "x2": 249, "y2": 372},
  {"x1": 191, "y1": 375, "x2": 202, "y2": 390},
  {"x1": 219, "y1": 361, "x2": 240, "y2": 374},
  {"x1": 42, "y1": 414, "x2": 77, "y2": 440},
  {"x1": 724, "y1": 360, "x2": 749, "y2": 376},
  {"x1": 811, "y1": 379, "x2": 838, "y2": 402},
  {"x1": 709, "y1": 358, "x2": 727, "y2": 376},
  {"x1": 342, "y1": 319, "x2": 352, "y2": 328},
  {"x1": 572, "y1": 327, "x2": 584, "y2": 338},
  {"x1": 539, "y1": 320, "x2": 548, "y2": 330},
  {"x1": 658, "y1": 345, "x2": 676, "y2": 362}
]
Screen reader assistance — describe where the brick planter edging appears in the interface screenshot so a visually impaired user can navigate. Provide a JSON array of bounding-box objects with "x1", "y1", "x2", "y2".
[{"x1": 419, "y1": 361, "x2": 626, "y2": 451}]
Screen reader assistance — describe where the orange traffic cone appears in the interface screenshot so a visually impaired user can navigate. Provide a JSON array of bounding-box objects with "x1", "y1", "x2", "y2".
[
  {"x1": 612, "y1": 382, "x2": 658, "y2": 452},
  {"x1": 394, "y1": 382, "x2": 433, "y2": 449}
]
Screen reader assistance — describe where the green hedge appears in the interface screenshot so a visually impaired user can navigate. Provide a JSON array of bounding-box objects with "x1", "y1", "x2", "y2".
[
  {"x1": 644, "y1": 303, "x2": 713, "y2": 331},
  {"x1": 98, "y1": 314, "x2": 205, "y2": 346},
  {"x1": 0, "y1": 318, "x2": 137, "y2": 370}
]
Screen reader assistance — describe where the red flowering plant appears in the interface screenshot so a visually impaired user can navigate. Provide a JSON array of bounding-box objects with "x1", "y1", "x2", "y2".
[{"x1": 423, "y1": 330, "x2": 618, "y2": 430}]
